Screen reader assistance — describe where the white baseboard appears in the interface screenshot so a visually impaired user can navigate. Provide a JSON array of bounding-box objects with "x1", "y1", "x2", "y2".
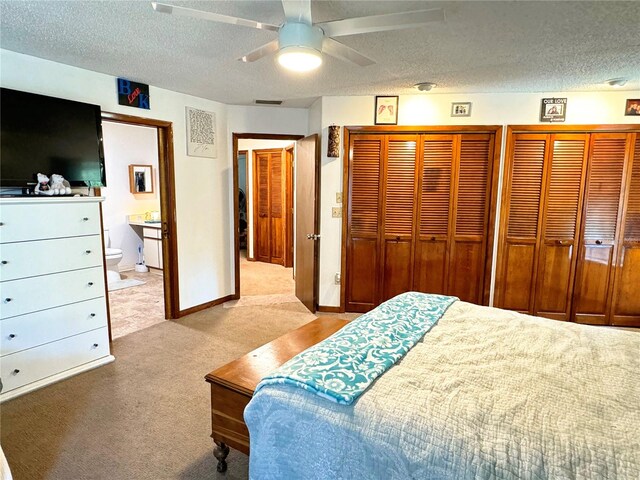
[{"x1": 0, "y1": 355, "x2": 115, "y2": 403}]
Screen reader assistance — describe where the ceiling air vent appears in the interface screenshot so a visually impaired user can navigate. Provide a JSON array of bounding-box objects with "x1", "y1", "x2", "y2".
[{"x1": 255, "y1": 99, "x2": 283, "y2": 105}]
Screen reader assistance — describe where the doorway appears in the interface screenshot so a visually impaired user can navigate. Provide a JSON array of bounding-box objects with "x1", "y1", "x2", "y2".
[
  {"x1": 100, "y1": 112, "x2": 179, "y2": 339},
  {"x1": 232, "y1": 133, "x2": 320, "y2": 311}
]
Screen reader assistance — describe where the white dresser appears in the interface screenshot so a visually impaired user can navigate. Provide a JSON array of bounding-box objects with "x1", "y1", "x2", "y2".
[{"x1": 0, "y1": 197, "x2": 114, "y2": 402}]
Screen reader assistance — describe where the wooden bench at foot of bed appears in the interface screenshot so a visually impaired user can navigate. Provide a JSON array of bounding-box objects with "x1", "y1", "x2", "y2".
[{"x1": 204, "y1": 317, "x2": 349, "y2": 472}]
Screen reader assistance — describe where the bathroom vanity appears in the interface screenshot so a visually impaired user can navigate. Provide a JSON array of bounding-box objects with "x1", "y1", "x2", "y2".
[
  {"x1": 128, "y1": 216, "x2": 163, "y2": 270},
  {"x1": 0, "y1": 197, "x2": 114, "y2": 402}
]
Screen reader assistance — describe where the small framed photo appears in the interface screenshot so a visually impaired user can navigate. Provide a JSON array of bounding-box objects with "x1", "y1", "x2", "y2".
[
  {"x1": 129, "y1": 164, "x2": 153, "y2": 194},
  {"x1": 625, "y1": 99, "x2": 640, "y2": 116},
  {"x1": 540, "y1": 97, "x2": 567, "y2": 122},
  {"x1": 451, "y1": 102, "x2": 472, "y2": 117},
  {"x1": 374, "y1": 96, "x2": 398, "y2": 125}
]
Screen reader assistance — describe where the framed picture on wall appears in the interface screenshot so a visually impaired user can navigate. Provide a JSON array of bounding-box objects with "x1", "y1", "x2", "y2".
[
  {"x1": 451, "y1": 102, "x2": 472, "y2": 117},
  {"x1": 129, "y1": 164, "x2": 153, "y2": 194},
  {"x1": 625, "y1": 99, "x2": 640, "y2": 116},
  {"x1": 374, "y1": 96, "x2": 399, "y2": 125},
  {"x1": 186, "y1": 106, "x2": 217, "y2": 158}
]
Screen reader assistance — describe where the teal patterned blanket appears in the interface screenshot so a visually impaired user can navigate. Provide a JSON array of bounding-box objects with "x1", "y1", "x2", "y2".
[{"x1": 255, "y1": 292, "x2": 458, "y2": 405}]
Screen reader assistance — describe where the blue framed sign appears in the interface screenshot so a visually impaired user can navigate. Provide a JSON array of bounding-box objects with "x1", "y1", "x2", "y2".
[{"x1": 117, "y1": 78, "x2": 150, "y2": 110}]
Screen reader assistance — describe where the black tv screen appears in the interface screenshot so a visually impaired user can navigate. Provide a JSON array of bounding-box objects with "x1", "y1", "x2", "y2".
[{"x1": 1, "y1": 88, "x2": 106, "y2": 188}]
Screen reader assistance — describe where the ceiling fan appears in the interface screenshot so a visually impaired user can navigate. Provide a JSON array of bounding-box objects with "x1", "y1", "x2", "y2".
[{"x1": 151, "y1": 1, "x2": 445, "y2": 72}]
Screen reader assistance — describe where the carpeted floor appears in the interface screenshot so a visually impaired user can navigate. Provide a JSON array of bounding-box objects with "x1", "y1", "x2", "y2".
[{"x1": 239, "y1": 251, "x2": 295, "y2": 296}]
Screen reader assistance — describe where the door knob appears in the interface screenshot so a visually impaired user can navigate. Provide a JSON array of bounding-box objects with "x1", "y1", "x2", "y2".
[
  {"x1": 595, "y1": 240, "x2": 603, "y2": 245},
  {"x1": 306, "y1": 234, "x2": 320, "y2": 240}
]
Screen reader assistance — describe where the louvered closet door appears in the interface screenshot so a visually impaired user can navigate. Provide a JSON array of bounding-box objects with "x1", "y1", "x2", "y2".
[
  {"x1": 610, "y1": 134, "x2": 640, "y2": 326},
  {"x1": 413, "y1": 135, "x2": 455, "y2": 295},
  {"x1": 346, "y1": 135, "x2": 383, "y2": 312},
  {"x1": 256, "y1": 152, "x2": 271, "y2": 263},
  {"x1": 533, "y1": 134, "x2": 588, "y2": 321},
  {"x1": 573, "y1": 133, "x2": 627, "y2": 324},
  {"x1": 270, "y1": 151, "x2": 284, "y2": 265},
  {"x1": 381, "y1": 135, "x2": 418, "y2": 301},
  {"x1": 447, "y1": 134, "x2": 492, "y2": 303},
  {"x1": 495, "y1": 134, "x2": 548, "y2": 312}
]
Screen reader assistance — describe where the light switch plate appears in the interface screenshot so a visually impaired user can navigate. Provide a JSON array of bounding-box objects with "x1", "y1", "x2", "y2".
[
  {"x1": 332, "y1": 207, "x2": 342, "y2": 218},
  {"x1": 336, "y1": 192, "x2": 343, "y2": 203},
  {"x1": 335, "y1": 273, "x2": 341, "y2": 285}
]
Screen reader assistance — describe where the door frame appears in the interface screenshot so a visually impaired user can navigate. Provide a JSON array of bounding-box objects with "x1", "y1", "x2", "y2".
[
  {"x1": 232, "y1": 133, "x2": 304, "y2": 299},
  {"x1": 101, "y1": 111, "x2": 180, "y2": 320}
]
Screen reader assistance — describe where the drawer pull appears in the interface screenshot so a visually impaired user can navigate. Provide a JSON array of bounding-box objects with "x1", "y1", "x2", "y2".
[
  {"x1": 8, "y1": 334, "x2": 16, "y2": 339},
  {"x1": 88, "y1": 282, "x2": 94, "y2": 286},
  {"x1": 92, "y1": 343, "x2": 99, "y2": 348},
  {"x1": 12, "y1": 369, "x2": 20, "y2": 375},
  {"x1": 90, "y1": 313, "x2": 96, "y2": 317},
  {"x1": 82, "y1": 217, "x2": 90, "y2": 221},
  {"x1": 4, "y1": 298, "x2": 12, "y2": 303},
  {"x1": 430, "y1": 236, "x2": 436, "y2": 241},
  {"x1": 0, "y1": 222, "x2": 4, "y2": 226},
  {"x1": 595, "y1": 239, "x2": 603, "y2": 245},
  {"x1": 1, "y1": 260, "x2": 7, "y2": 265},
  {"x1": 85, "y1": 250, "x2": 92, "y2": 254}
]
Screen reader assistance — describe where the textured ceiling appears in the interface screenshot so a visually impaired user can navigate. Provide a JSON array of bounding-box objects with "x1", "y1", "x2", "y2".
[{"x1": 1, "y1": 1, "x2": 639, "y2": 107}]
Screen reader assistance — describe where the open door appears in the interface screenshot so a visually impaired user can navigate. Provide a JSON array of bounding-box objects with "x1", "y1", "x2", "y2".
[{"x1": 295, "y1": 134, "x2": 320, "y2": 312}]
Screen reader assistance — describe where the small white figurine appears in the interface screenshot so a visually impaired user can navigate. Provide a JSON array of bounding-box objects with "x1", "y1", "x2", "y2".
[
  {"x1": 34, "y1": 173, "x2": 54, "y2": 195},
  {"x1": 50, "y1": 174, "x2": 72, "y2": 195}
]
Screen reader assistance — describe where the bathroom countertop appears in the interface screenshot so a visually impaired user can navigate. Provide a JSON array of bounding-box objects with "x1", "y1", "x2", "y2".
[{"x1": 128, "y1": 221, "x2": 162, "y2": 228}]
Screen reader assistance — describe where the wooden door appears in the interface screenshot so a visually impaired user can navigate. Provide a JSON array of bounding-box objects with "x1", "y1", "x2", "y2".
[
  {"x1": 294, "y1": 135, "x2": 320, "y2": 312},
  {"x1": 572, "y1": 133, "x2": 628, "y2": 324},
  {"x1": 284, "y1": 145, "x2": 294, "y2": 268},
  {"x1": 611, "y1": 134, "x2": 640, "y2": 326},
  {"x1": 345, "y1": 135, "x2": 383, "y2": 312},
  {"x1": 381, "y1": 135, "x2": 419, "y2": 301},
  {"x1": 253, "y1": 149, "x2": 284, "y2": 265},
  {"x1": 447, "y1": 134, "x2": 493, "y2": 303},
  {"x1": 495, "y1": 134, "x2": 548, "y2": 312},
  {"x1": 413, "y1": 135, "x2": 455, "y2": 295},
  {"x1": 533, "y1": 134, "x2": 588, "y2": 321}
]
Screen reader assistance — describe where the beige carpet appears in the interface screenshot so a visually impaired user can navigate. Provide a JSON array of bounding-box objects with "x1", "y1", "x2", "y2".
[{"x1": 239, "y1": 252, "x2": 294, "y2": 296}]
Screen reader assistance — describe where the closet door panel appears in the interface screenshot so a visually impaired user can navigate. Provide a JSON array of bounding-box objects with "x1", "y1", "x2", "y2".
[
  {"x1": 448, "y1": 135, "x2": 491, "y2": 303},
  {"x1": 535, "y1": 135, "x2": 587, "y2": 320},
  {"x1": 256, "y1": 152, "x2": 270, "y2": 263},
  {"x1": 496, "y1": 134, "x2": 547, "y2": 311},
  {"x1": 611, "y1": 134, "x2": 640, "y2": 326},
  {"x1": 573, "y1": 134, "x2": 627, "y2": 324},
  {"x1": 381, "y1": 136, "x2": 417, "y2": 301},
  {"x1": 270, "y1": 152, "x2": 284, "y2": 265},
  {"x1": 413, "y1": 135, "x2": 454, "y2": 294},
  {"x1": 346, "y1": 136, "x2": 382, "y2": 311}
]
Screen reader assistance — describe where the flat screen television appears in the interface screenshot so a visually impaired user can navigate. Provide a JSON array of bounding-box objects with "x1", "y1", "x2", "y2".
[{"x1": 0, "y1": 88, "x2": 106, "y2": 189}]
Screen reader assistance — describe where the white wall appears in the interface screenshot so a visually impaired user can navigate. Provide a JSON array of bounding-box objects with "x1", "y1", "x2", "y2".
[
  {"x1": 0, "y1": 49, "x2": 232, "y2": 310},
  {"x1": 101, "y1": 121, "x2": 160, "y2": 270},
  {"x1": 237, "y1": 139, "x2": 295, "y2": 259},
  {"x1": 318, "y1": 91, "x2": 640, "y2": 307}
]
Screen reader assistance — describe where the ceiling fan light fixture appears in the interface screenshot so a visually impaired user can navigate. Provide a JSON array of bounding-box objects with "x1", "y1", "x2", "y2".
[
  {"x1": 414, "y1": 82, "x2": 437, "y2": 92},
  {"x1": 605, "y1": 78, "x2": 627, "y2": 88},
  {"x1": 277, "y1": 46, "x2": 322, "y2": 72}
]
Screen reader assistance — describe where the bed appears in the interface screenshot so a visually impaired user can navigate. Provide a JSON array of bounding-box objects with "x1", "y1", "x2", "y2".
[{"x1": 244, "y1": 294, "x2": 640, "y2": 479}]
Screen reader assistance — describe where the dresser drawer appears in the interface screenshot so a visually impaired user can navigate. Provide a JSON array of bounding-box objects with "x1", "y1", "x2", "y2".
[
  {"x1": 143, "y1": 227, "x2": 162, "y2": 239},
  {"x1": 0, "y1": 235, "x2": 103, "y2": 281},
  {"x1": 0, "y1": 202, "x2": 100, "y2": 243},
  {"x1": 0, "y1": 327, "x2": 109, "y2": 393},
  {"x1": 1, "y1": 298, "x2": 107, "y2": 356},
  {"x1": 0, "y1": 267, "x2": 105, "y2": 320}
]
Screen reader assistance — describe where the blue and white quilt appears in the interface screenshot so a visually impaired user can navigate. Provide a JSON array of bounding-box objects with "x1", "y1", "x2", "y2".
[{"x1": 255, "y1": 292, "x2": 458, "y2": 405}]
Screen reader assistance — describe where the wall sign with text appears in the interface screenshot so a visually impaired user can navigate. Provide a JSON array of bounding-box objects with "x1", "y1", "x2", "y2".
[
  {"x1": 117, "y1": 78, "x2": 150, "y2": 110},
  {"x1": 540, "y1": 97, "x2": 566, "y2": 122}
]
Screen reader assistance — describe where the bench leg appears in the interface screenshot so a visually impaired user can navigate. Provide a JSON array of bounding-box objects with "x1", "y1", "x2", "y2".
[{"x1": 213, "y1": 441, "x2": 230, "y2": 473}]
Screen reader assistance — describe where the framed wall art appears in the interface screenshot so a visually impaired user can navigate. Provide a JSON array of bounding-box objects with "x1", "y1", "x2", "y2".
[
  {"x1": 186, "y1": 106, "x2": 217, "y2": 158},
  {"x1": 625, "y1": 99, "x2": 640, "y2": 116},
  {"x1": 129, "y1": 164, "x2": 153, "y2": 194},
  {"x1": 374, "y1": 96, "x2": 399, "y2": 125},
  {"x1": 540, "y1": 97, "x2": 567, "y2": 122},
  {"x1": 451, "y1": 102, "x2": 472, "y2": 117}
]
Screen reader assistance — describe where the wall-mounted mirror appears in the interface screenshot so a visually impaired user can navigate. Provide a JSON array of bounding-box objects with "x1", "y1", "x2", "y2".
[{"x1": 129, "y1": 164, "x2": 153, "y2": 194}]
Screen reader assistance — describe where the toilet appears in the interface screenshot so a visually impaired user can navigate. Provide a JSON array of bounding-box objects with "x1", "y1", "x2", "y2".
[{"x1": 103, "y1": 229, "x2": 123, "y2": 284}]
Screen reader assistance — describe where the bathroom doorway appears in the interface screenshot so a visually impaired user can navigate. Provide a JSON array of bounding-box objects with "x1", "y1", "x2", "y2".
[{"x1": 100, "y1": 112, "x2": 179, "y2": 339}]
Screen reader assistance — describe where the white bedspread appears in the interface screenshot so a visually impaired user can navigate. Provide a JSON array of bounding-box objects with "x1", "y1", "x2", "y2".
[{"x1": 245, "y1": 301, "x2": 640, "y2": 479}]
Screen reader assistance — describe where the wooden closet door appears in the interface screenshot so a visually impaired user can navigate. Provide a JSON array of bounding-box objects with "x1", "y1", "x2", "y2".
[
  {"x1": 256, "y1": 151, "x2": 270, "y2": 263},
  {"x1": 533, "y1": 134, "x2": 588, "y2": 321},
  {"x1": 413, "y1": 135, "x2": 455, "y2": 295},
  {"x1": 448, "y1": 134, "x2": 492, "y2": 303},
  {"x1": 346, "y1": 135, "x2": 383, "y2": 312},
  {"x1": 495, "y1": 134, "x2": 548, "y2": 312},
  {"x1": 270, "y1": 151, "x2": 284, "y2": 265},
  {"x1": 573, "y1": 133, "x2": 627, "y2": 324},
  {"x1": 381, "y1": 135, "x2": 418, "y2": 301},
  {"x1": 610, "y1": 134, "x2": 640, "y2": 326}
]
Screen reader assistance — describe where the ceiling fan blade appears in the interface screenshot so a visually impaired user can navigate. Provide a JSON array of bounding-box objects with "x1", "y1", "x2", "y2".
[
  {"x1": 238, "y1": 39, "x2": 280, "y2": 63},
  {"x1": 318, "y1": 8, "x2": 444, "y2": 37},
  {"x1": 281, "y1": 0, "x2": 312, "y2": 25},
  {"x1": 322, "y1": 38, "x2": 375, "y2": 67},
  {"x1": 151, "y1": 2, "x2": 279, "y2": 32}
]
